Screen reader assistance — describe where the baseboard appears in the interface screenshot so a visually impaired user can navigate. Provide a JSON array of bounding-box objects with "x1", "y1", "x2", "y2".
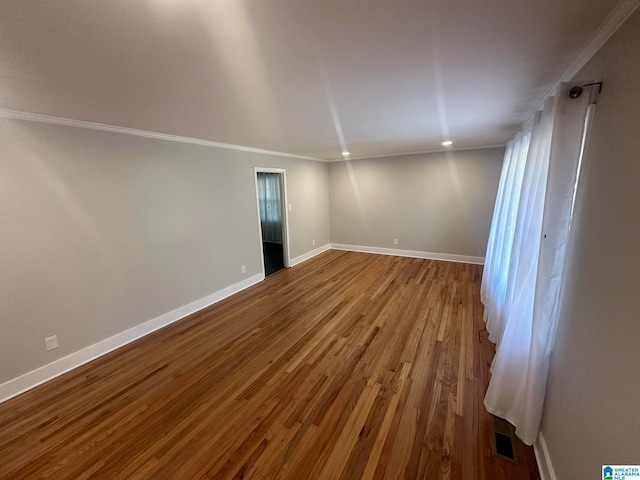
[
  {"x1": 0, "y1": 243, "x2": 478, "y2": 403},
  {"x1": 290, "y1": 244, "x2": 331, "y2": 266},
  {"x1": 0, "y1": 272, "x2": 264, "y2": 404},
  {"x1": 330, "y1": 243, "x2": 484, "y2": 265},
  {"x1": 534, "y1": 433, "x2": 557, "y2": 480}
]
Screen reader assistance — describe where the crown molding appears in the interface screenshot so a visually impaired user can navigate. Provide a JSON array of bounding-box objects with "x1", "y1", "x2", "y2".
[
  {"x1": 525, "y1": 0, "x2": 640, "y2": 123},
  {"x1": 0, "y1": 108, "x2": 327, "y2": 163},
  {"x1": 0, "y1": 107, "x2": 505, "y2": 162},
  {"x1": 327, "y1": 144, "x2": 506, "y2": 162}
]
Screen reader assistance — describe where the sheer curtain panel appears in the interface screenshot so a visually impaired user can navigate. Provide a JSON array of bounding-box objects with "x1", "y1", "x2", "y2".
[
  {"x1": 481, "y1": 83, "x2": 594, "y2": 445},
  {"x1": 481, "y1": 130, "x2": 531, "y2": 347},
  {"x1": 257, "y1": 172, "x2": 283, "y2": 243}
]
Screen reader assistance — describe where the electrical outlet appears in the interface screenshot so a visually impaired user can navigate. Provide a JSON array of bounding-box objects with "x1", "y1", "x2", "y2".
[
  {"x1": 288, "y1": 204, "x2": 292, "y2": 211},
  {"x1": 241, "y1": 265, "x2": 246, "y2": 274},
  {"x1": 45, "y1": 335, "x2": 59, "y2": 351},
  {"x1": 394, "y1": 239, "x2": 398, "y2": 245},
  {"x1": 313, "y1": 239, "x2": 316, "y2": 246}
]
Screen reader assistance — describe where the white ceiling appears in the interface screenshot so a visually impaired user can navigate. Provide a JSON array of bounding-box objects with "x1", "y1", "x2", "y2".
[{"x1": 0, "y1": 0, "x2": 622, "y2": 160}]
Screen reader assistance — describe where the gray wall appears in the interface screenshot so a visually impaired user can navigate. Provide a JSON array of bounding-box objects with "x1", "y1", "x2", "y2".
[
  {"x1": 0, "y1": 119, "x2": 329, "y2": 384},
  {"x1": 328, "y1": 148, "x2": 504, "y2": 258},
  {"x1": 541, "y1": 8, "x2": 640, "y2": 479}
]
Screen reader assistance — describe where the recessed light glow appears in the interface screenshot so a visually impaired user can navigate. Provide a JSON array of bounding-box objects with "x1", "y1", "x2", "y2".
[
  {"x1": 342, "y1": 151, "x2": 350, "y2": 157},
  {"x1": 442, "y1": 140, "x2": 453, "y2": 146}
]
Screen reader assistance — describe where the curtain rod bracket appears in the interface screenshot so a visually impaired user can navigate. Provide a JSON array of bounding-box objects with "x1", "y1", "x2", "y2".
[{"x1": 569, "y1": 82, "x2": 603, "y2": 99}]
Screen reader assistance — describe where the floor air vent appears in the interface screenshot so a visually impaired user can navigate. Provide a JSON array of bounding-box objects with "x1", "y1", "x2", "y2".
[{"x1": 491, "y1": 415, "x2": 517, "y2": 463}]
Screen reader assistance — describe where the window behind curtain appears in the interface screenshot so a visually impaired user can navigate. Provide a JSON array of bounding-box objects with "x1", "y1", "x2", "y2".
[{"x1": 257, "y1": 172, "x2": 283, "y2": 243}]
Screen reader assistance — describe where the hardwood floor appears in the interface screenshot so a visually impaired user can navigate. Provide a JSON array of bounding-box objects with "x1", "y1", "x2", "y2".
[{"x1": 0, "y1": 251, "x2": 540, "y2": 479}]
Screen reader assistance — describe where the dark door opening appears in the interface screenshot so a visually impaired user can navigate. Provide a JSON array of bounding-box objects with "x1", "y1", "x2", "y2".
[{"x1": 256, "y1": 171, "x2": 286, "y2": 276}]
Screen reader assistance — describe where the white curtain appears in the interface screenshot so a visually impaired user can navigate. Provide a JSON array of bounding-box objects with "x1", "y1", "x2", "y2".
[
  {"x1": 481, "y1": 83, "x2": 593, "y2": 445},
  {"x1": 481, "y1": 130, "x2": 531, "y2": 346},
  {"x1": 257, "y1": 172, "x2": 283, "y2": 243}
]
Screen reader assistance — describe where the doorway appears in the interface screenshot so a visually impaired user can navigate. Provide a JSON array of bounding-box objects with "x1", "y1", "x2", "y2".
[{"x1": 255, "y1": 168, "x2": 290, "y2": 277}]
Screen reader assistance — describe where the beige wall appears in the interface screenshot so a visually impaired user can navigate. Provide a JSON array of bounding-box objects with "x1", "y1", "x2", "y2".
[
  {"x1": 541, "y1": 8, "x2": 640, "y2": 479},
  {"x1": 328, "y1": 148, "x2": 504, "y2": 258},
  {"x1": 0, "y1": 119, "x2": 329, "y2": 384}
]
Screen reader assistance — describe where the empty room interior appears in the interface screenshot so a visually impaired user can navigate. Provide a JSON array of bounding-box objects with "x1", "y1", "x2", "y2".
[{"x1": 1, "y1": 1, "x2": 640, "y2": 479}]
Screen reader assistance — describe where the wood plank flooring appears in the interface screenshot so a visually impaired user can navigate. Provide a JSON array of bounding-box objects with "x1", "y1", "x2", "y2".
[{"x1": 0, "y1": 250, "x2": 540, "y2": 479}]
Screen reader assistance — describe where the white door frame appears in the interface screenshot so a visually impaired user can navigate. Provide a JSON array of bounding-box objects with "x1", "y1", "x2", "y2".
[{"x1": 254, "y1": 167, "x2": 291, "y2": 276}]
